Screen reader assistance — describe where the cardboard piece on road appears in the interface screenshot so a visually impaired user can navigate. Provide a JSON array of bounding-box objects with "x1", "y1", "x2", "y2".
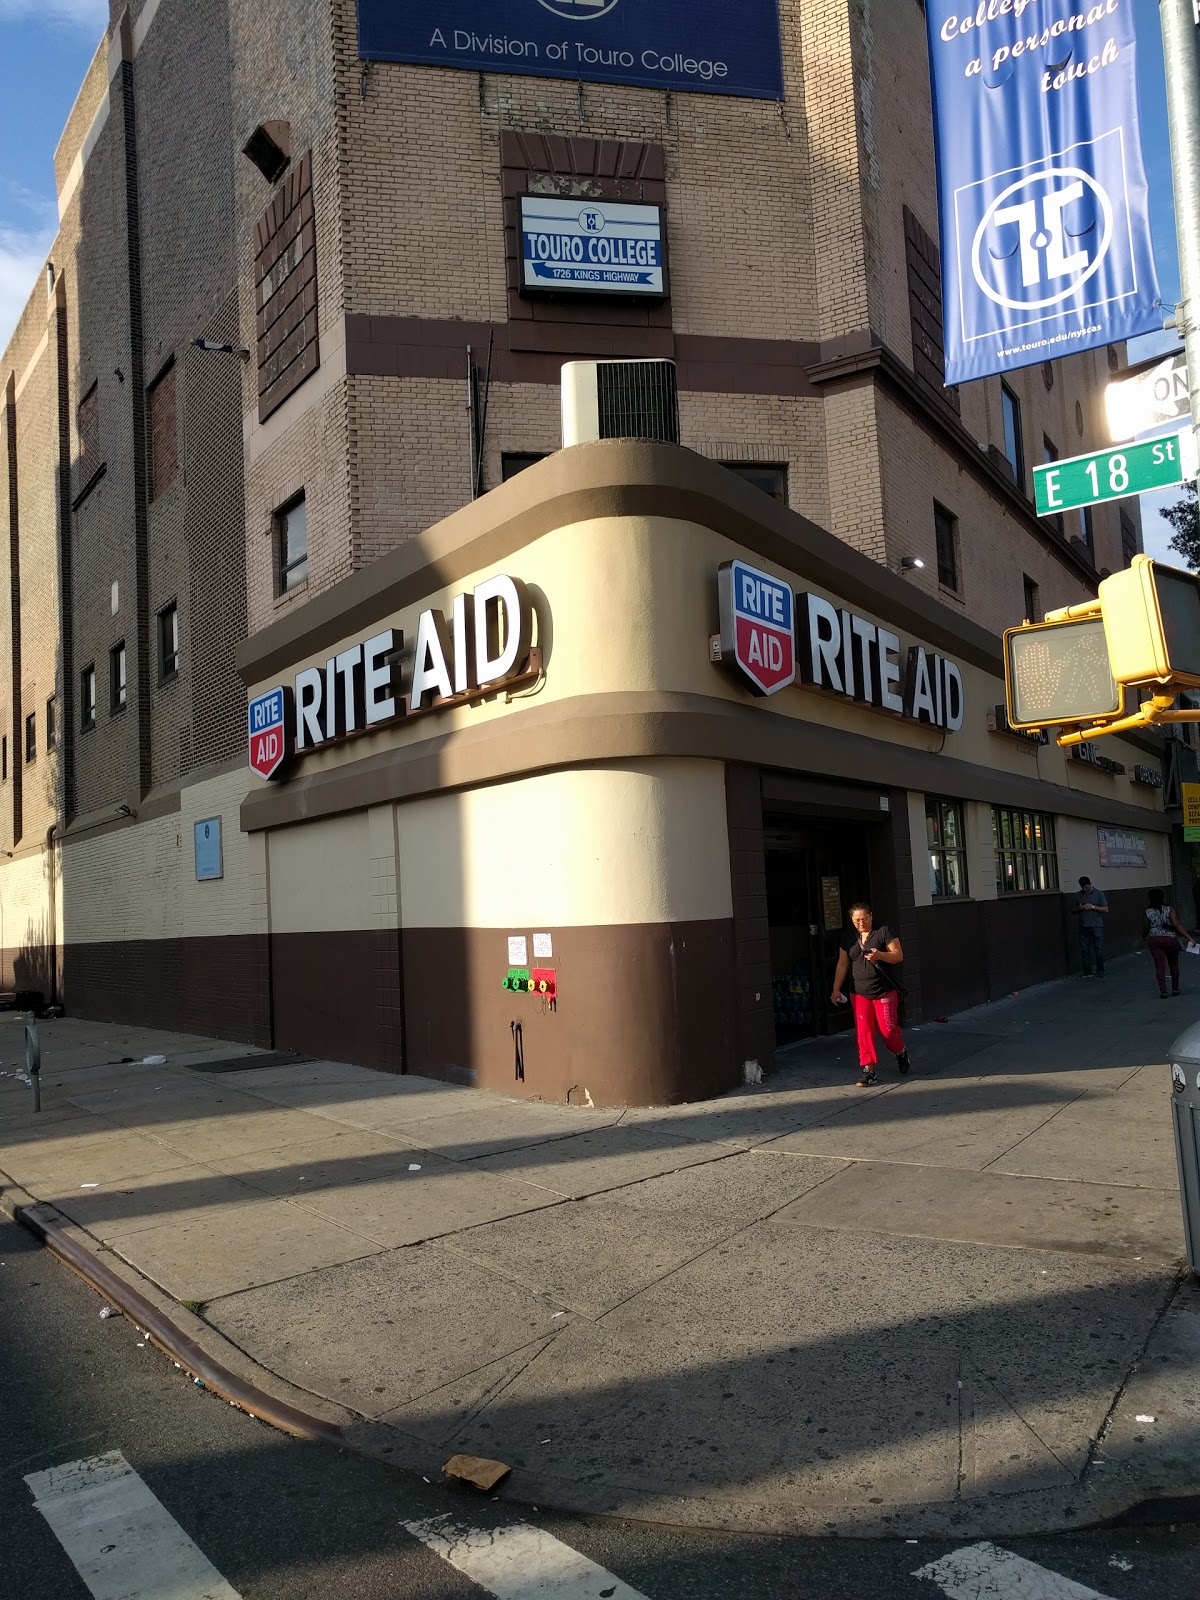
[{"x1": 442, "y1": 1453, "x2": 511, "y2": 1492}]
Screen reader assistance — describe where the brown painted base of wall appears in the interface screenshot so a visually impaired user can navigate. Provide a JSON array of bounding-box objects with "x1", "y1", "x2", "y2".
[
  {"x1": 57, "y1": 936, "x2": 272, "y2": 1045},
  {"x1": 914, "y1": 886, "x2": 1162, "y2": 1017},
  {"x1": 400, "y1": 920, "x2": 740, "y2": 1107},
  {"x1": 270, "y1": 929, "x2": 403, "y2": 1073}
]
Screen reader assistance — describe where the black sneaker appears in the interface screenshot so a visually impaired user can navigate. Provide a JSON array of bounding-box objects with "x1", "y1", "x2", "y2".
[
  {"x1": 896, "y1": 1051, "x2": 912, "y2": 1076},
  {"x1": 856, "y1": 1069, "x2": 878, "y2": 1087}
]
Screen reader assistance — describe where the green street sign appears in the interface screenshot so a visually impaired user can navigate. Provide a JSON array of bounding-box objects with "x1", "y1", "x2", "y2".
[
  {"x1": 1186, "y1": 827, "x2": 1200, "y2": 844},
  {"x1": 1034, "y1": 430, "x2": 1196, "y2": 517}
]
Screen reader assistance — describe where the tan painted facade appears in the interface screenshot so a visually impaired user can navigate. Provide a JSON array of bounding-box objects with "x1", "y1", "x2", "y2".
[{"x1": 0, "y1": 2, "x2": 1179, "y2": 1091}]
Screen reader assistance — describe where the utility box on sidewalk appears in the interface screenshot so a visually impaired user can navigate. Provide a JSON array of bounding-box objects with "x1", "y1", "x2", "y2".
[{"x1": 1169, "y1": 1022, "x2": 1200, "y2": 1277}]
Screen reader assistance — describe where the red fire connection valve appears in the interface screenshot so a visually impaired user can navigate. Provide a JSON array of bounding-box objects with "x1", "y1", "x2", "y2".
[{"x1": 530, "y1": 968, "x2": 557, "y2": 1000}]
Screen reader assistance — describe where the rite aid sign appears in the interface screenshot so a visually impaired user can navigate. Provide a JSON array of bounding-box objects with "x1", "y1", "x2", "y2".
[
  {"x1": 247, "y1": 575, "x2": 534, "y2": 780},
  {"x1": 717, "y1": 560, "x2": 965, "y2": 733},
  {"x1": 519, "y1": 197, "x2": 665, "y2": 297}
]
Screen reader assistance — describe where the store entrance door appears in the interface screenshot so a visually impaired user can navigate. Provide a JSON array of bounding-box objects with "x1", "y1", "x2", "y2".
[{"x1": 765, "y1": 817, "x2": 873, "y2": 1043}]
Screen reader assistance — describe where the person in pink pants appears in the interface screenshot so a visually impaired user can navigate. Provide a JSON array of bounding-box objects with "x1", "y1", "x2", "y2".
[
  {"x1": 1143, "y1": 888, "x2": 1196, "y2": 1000},
  {"x1": 830, "y1": 902, "x2": 912, "y2": 1087}
]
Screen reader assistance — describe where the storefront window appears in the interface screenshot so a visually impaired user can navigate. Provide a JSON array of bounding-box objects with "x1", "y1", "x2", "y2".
[
  {"x1": 992, "y1": 805, "x2": 1058, "y2": 894},
  {"x1": 926, "y1": 797, "x2": 969, "y2": 898}
]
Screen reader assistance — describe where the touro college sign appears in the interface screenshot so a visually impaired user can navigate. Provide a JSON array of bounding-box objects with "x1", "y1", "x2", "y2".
[
  {"x1": 519, "y1": 198, "x2": 665, "y2": 297},
  {"x1": 924, "y1": 1, "x2": 1162, "y2": 384},
  {"x1": 355, "y1": 0, "x2": 785, "y2": 100}
]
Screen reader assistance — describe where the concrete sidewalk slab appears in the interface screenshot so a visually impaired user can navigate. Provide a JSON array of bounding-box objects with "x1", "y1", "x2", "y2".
[
  {"x1": 109, "y1": 1195, "x2": 383, "y2": 1301},
  {"x1": 205, "y1": 1240, "x2": 572, "y2": 1419},
  {"x1": 3, "y1": 953, "x2": 1199, "y2": 1538},
  {"x1": 774, "y1": 1159, "x2": 1181, "y2": 1263}
]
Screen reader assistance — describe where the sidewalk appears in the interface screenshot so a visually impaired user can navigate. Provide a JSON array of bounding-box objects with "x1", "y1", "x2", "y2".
[{"x1": 1, "y1": 956, "x2": 1198, "y2": 1538}]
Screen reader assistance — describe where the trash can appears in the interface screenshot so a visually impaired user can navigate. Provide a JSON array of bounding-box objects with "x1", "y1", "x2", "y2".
[{"x1": 1169, "y1": 1021, "x2": 1200, "y2": 1278}]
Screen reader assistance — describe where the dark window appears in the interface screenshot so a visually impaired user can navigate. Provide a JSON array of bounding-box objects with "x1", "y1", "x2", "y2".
[
  {"x1": 46, "y1": 696, "x2": 56, "y2": 752},
  {"x1": 1023, "y1": 574, "x2": 1041, "y2": 623},
  {"x1": 1042, "y1": 437, "x2": 1063, "y2": 535},
  {"x1": 926, "y1": 797, "x2": 969, "y2": 899},
  {"x1": 722, "y1": 463, "x2": 789, "y2": 503},
  {"x1": 24, "y1": 713, "x2": 35, "y2": 766},
  {"x1": 1001, "y1": 383, "x2": 1024, "y2": 486},
  {"x1": 933, "y1": 502, "x2": 959, "y2": 590},
  {"x1": 1120, "y1": 511, "x2": 1138, "y2": 567},
  {"x1": 81, "y1": 665, "x2": 96, "y2": 731},
  {"x1": 1, "y1": 735, "x2": 7, "y2": 781},
  {"x1": 159, "y1": 603, "x2": 179, "y2": 679},
  {"x1": 77, "y1": 381, "x2": 100, "y2": 492},
  {"x1": 255, "y1": 150, "x2": 319, "y2": 421},
  {"x1": 1081, "y1": 503, "x2": 1096, "y2": 559},
  {"x1": 110, "y1": 641, "x2": 127, "y2": 712},
  {"x1": 501, "y1": 453, "x2": 548, "y2": 481},
  {"x1": 903, "y1": 205, "x2": 960, "y2": 414},
  {"x1": 992, "y1": 806, "x2": 1059, "y2": 894},
  {"x1": 276, "y1": 495, "x2": 308, "y2": 594},
  {"x1": 148, "y1": 362, "x2": 177, "y2": 501}
]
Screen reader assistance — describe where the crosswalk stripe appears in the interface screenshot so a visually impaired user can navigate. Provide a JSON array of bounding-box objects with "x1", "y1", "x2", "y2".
[
  {"x1": 403, "y1": 1512, "x2": 653, "y2": 1599},
  {"x1": 914, "y1": 1541, "x2": 1116, "y2": 1600},
  {"x1": 25, "y1": 1451, "x2": 242, "y2": 1600}
]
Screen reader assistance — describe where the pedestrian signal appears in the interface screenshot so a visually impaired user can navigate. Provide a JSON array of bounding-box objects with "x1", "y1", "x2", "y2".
[
  {"x1": 1003, "y1": 616, "x2": 1123, "y2": 731},
  {"x1": 1099, "y1": 555, "x2": 1200, "y2": 689}
]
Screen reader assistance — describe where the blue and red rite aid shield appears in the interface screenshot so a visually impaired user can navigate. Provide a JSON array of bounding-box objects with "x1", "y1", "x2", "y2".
[
  {"x1": 718, "y1": 560, "x2": 796, "y2": 696},
  {"x1": 247, "y1": 687, "x2": 289, "y2": 780}
]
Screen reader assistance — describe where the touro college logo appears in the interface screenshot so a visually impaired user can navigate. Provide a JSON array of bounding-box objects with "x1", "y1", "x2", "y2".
[
  {"x1": 971, "y1": 167, "x2": 1113, "y2": 313},
  {"x1": 537, "y1": 0, "x2": 621, "y2": 17}
]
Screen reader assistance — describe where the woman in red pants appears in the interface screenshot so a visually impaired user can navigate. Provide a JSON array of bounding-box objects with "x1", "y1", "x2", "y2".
[
  {"x1": 830, "y1": 902, "x2": 912, "y2": 1087},
  {"x1": 1143, "y1": 888, "x2": 1196, "y2": 1000}
]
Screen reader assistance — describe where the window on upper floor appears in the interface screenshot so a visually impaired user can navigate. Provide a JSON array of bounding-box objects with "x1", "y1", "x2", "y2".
[
  {"x1": 934, "y1": 502, "x2": 959, "y2": 591},
  {"x1": 1042, "y1": 437, "x2": 1063, "y2": 536},
  {"x1": 159, "y1": 603, "x2": 180, "y2": 680},
  {"x1": 76, "y1": 381, "x2": 102, "y2": 502},
  {"x1": 1120, "y1": 511, "x2": 1139, "y2": 567},
  {"x1": 722, "y1": 463, "x2": 789, "y2": 503},
  {"x1": 500, "y1": 453, "x2": 548, "y2": 482},
  {"x1": 110, "y1": 642, "x2": 127, "y2": 713},
  {"x1": 45, "y1": 696, "x2": 56, "y2": 752},
  {"x1": 1001, "y1": 383, "x2": 1024, "y2": 487},
  {"x1": 1081, "y1": 503, "x2": 1096, "y2": 561},
  {"x1": 148, "y1": 361, "x2": 177, "y2": 501},
  {"x1": 24, "y1": 712, "x2": 35, "y2": 766},
  {"x1": 1023, "y1": 574, "x2": 1041, "y2": 623},
  {"x1": 276, "y1": 495, "x2": 308, "y2": 595},
  {"x1": 81, "y1": 665, "x2": 96, "y2": 731}
]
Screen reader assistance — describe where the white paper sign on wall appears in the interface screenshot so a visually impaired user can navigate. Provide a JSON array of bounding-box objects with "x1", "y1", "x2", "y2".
[
  {"x1": 533, "y1": 933, "x2": 554, "y2": 960},
  {"x1": 508, "y1": 936, "x2": 529, "y2": 966}
]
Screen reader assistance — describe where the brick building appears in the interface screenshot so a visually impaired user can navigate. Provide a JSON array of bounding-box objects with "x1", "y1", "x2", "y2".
[{"x1": 0, "y1": 1, "x2": 1171, "y2": 1102}]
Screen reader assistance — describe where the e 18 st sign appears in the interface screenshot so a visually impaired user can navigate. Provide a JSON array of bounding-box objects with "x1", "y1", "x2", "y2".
[{"x1": 1034, "y1": 430, "x2": 1197, "y2": 518}]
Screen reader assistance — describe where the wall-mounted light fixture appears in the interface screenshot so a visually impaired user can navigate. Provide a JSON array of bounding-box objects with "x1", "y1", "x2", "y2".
[
  {"x1": 900, "y1": 556, "x2": 926, "y2": 572},
  {"x1": 193, "y1": 339, "x2": 251, "y2": 359},
  {"x1": 114, "y1": 804, "x2": 137, "y2": 818}
]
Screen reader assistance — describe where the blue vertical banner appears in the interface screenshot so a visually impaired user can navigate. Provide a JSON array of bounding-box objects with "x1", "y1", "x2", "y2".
[
  {"x1": 926, "y1": 2, "x2": 1163, "y2": 385},
  {"x1": 355, "y1": 1, "x2": 784, "y2": 100}
]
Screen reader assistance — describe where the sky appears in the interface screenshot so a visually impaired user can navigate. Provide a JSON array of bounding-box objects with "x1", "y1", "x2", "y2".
[{"x1": 0, "y1": 0, "x2": 1191, "y2": 554}]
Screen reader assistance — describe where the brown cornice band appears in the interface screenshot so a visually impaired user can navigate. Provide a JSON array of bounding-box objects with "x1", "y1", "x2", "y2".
[
  {"x1": 236, "y1": 439, "x2": 1007, "y2": 686},
  {"x1": 239, "y1": 688, "x2": 1168, "y2": 838}
]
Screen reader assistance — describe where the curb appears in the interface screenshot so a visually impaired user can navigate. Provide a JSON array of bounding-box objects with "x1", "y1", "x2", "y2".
[
  {"x1": 4, "y1": 1173, "x2": 1199, "y2": 1540},
  {"x1": 0, "y1": 1179, "x2": 346, "y2": 1449}
]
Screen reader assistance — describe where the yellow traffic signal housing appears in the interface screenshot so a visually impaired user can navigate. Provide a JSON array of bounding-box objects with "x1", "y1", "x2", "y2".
[
  {"x1": 1098, "y1": 554, "x2": 1200, "y2": 689},
  {"x1": 1003, "y1": 615, "x2": 1124, "y2": 731}
]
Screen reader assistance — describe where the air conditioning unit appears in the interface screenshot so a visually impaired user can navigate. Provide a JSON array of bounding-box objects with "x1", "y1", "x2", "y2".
[{"x1": 561, "y1": 359, "x2": 680, "y2": 448}]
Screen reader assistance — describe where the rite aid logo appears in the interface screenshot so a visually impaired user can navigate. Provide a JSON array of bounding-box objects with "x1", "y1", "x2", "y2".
[
  {"x1": 718, "y1": 559, "x2": 796, "y2": 697},
  {"x1": 248, "y1": 686, "x2": 289, "y2": 780},
  {"x1": 972, "y1": 165, "x2": 1114, "y2": 313},
  {"x1": 537, "y1": 0, "x2": 621, "y2": 19}
]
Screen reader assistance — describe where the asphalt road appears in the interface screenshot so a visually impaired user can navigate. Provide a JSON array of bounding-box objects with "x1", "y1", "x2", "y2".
[{"x1": 1, "y1": 1212, "x2": 1197, "y2": 1599}]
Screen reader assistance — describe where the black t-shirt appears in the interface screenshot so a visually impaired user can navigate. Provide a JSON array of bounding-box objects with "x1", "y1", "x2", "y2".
[{"x1": 842, "y1": 926, "x2": 897, "y2": 1000}]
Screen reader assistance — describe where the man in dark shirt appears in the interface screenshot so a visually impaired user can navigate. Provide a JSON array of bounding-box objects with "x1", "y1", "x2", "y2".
[
  {"x1": 1070, "y1": 875, "x2": 1109, "y2": 977},
  {"x1": 831, "y1": 902, "x2": 912, "y2": 1087}
]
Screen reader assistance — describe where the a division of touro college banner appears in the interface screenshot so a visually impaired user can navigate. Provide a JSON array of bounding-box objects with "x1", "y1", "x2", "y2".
[
  {"x1": 925, "y1": 2, "x2": 1162, "y2": 385},
  {"x1": 355, "y1": 0, "x2": 784, "y2": 100}
]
